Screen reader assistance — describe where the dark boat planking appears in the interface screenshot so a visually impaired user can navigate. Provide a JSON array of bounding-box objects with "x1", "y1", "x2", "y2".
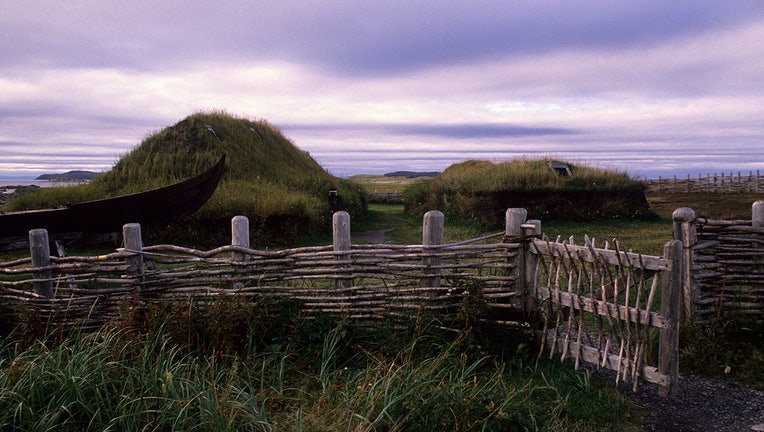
[{"x1": 0, "y1": 155, "x2": 226, "y2": 249}]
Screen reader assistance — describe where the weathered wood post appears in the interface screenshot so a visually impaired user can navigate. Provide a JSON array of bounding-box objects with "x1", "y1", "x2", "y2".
[
  {"x1": 505, "y1": 208, "x2": 527, "y2": 238},
  {"x1": 753, "y1": 200, "x2": 764, "y2": 228},
  {"x1": 672, "y1": 207, "x2": 696, "y2": 321},
  {"x1": 422, "y1": 210, "x2": 444, "y2": 288},
  {"x1": 231, "y1": 215, "x2": 250, "y2": 289},
  {"x1": 753, "y1": 201, "x2": 764, "y2": 274},
  {"x1": 123, "y1": 223, "x2": 144, "y2": 290},
  {"x1": 659, "y1": 239, "x2": 682, "y2": 397},
  {"x1": 333, "y1": 211, "x2": 352, "y2": 289},
  {"x1": 29, "y1": 229, "x2": 53, "y2": 298},
  {"x1": 231, "y1": 215, "x2": 250, "y2": 262},
  {"x1": 505, "y1": 208, "x2": 528, "y2": 310},
  {"x1": 523, "y1": 219, "x2": 542, "y2": 315}
]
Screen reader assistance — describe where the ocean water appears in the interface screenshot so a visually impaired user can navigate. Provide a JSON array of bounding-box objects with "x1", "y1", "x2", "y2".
[{"x1": 0, "y1": 180, "x2": 86, "y2": 188}]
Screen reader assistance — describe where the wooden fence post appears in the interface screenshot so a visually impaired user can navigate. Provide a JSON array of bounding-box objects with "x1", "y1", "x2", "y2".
[
  {"x1": 659, "y1": 239, "x2": 682, "y2": 397},
  {"x1": 753, "y1": 200, "x2": 764, "y2": 228},
  {"x1": 672, "y1": 207, "x2": 696, "y2": 321},
  {"x1": 523, "y1": 219, "x2": 541, "y2": 315},
  {"x1": 231, "y1": 215, "x2": 250, "y2": 290},
  {"x1": 29, "y1": 229, "x2": 53, "y2": 298},
  {"x1": 123, "y1": 223, "x2": 144, "y2": 290},
  {"x1": 505, "y1": 208, "x2": 528, "y2": 310},
  {"x1": 505, "y1": 208, "x2": 527, "y2": 238},
  {"x1": 422, "y1": 210, "x2": 444, "y2": 288},
  {"x1": 753, "y1": 201, "x2": 764, "y2": 274},
  {"x1": 231, "y1": 215, "x2": 250, "y2": 262},
  {"x1": 333, "y1": 211, "x2": 352, "y2": 289}
]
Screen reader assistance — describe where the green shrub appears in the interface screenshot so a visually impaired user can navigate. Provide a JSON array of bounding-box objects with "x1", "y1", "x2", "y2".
[{"x1": 680, "y1": 314, "x2": 764, "y2": 390}]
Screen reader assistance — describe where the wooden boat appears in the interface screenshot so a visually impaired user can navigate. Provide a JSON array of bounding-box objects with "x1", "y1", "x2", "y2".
[{"x1": 0, "y1": 155, "x2": 226, "y2": 244}]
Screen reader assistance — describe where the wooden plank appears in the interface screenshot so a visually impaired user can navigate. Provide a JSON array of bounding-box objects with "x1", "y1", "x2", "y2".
[
  {"x1": 530, "y1": 239, "x2": 670, "y2": 271},
  {"x1": 658, "y1": 240, "x2": 681, "y2": 397},
  {"x1": 543, "y1": 336, "x2": 671, "y2": 387},
  {"x1": 537, "y1": 286, "x2": 669, "y2": 328}
]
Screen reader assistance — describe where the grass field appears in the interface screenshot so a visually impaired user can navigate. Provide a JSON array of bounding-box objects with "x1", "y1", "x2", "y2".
[
  {"x1": 349, "y1": 174, "x2": 430, "y2": 195},
  {"x1": 351, "y1": 174, "x2": 760, "y2": 255},
  {"x1": 349, "y1": 200, "x2": 746, "y2": 259},
  {"x1": 0, "y1": 179, "x2": 761, "y2": 430},
  {"x1": 645, "y1": 192, "x2": 761, "y2": 220}
]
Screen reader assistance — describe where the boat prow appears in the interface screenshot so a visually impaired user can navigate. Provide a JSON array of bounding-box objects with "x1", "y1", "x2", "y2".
[{"x1": 0, "y1": 155, "x2": 226, "y2": 249}]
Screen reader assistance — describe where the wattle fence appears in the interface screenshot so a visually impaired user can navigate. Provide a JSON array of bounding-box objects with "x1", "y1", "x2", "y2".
[
  {"x1": 672, "y1": 201, "x2": 764, "y2": 323},
  {"x1": 0, "y1": 209, "x2": 684, "y2": 395},
  {"x1": 645, "y1": 171, "x2": 763, "y2": 193}
]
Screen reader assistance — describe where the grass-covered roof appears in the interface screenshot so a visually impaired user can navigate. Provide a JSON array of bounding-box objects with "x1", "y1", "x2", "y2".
[{"x1": 8, "y1": 111, "x2": 366, "y2": 246}]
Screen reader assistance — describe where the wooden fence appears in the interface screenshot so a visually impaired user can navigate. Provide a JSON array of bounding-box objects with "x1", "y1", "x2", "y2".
[
  {"x1": 0, "y1": 212, "x2": 524, "y2": 334},
  {"x1": 673, "y1": 200, "x2": 764, "y2": 323},
  {"x1": 645, "y1": 171, "x2": 763, "y2": 193},
  {"x1": 0, "y1": 209, "x2": 682, "y2": 395}
]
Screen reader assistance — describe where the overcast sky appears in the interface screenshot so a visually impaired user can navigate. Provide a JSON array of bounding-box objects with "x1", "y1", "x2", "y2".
[{"x1": 2, "y1": 1, "x2": 763, "y2": 179}]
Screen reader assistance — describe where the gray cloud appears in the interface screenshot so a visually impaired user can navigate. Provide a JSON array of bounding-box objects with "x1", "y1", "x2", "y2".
[
  {"x1": 282, "y1": 122, "x2": 579, "y2": 138},
  {"x1": 1, "y1": 1, "x2": 763, "y2": 179},
  {"x1": 3, "y1": 1, "x2": 764, "y2": 75}
]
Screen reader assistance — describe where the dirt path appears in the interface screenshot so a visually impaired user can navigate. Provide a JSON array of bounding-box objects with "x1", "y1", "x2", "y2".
[
  {"x1": 352, "y1": 228, "x2": 394, "y2": 244},
  {"x1": 588, "y1": 367, "x2": 764, "y2": 431},
  {"x1": 632, "y1": 375, "x2": 764, "y2": 432}
]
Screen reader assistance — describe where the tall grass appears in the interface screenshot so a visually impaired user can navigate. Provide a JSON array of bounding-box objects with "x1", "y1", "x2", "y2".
[
  {"x1": 423, "y1": 158, "x2": 638, "y2": 194},
  {"x1": 0, "y1": 328, "x2": 271, "y2": 431},
  {"x1": 679, "y1": 313, "x2": 764, "y2": 391},
  {"x1": 0, "y1": 311, "x2": 643, "y2": 432},
  {"x1": 0, "y1": 288, "x2": 646, "y2": 431},
  {"x1": 3, "y1": 184, "x2": 96, "y2": 214}
]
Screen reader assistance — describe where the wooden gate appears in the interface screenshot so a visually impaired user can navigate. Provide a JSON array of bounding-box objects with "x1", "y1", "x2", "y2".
[{"x1": 526, "y1": 236, "x2": 682, "y2": 396}]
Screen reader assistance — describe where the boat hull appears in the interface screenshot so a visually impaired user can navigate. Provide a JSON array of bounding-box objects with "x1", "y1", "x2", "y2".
[{"x1": 0, "y1": 155, "x2": 226, "y2": 240}]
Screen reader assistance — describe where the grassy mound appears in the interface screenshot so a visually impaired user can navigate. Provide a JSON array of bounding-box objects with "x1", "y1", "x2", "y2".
[
  {"x1": 7, "y1": 111, "x2": 366, "y2": 246},
  {"x1": 404, "y1": 158, "x2": 654, "y2": 226}
]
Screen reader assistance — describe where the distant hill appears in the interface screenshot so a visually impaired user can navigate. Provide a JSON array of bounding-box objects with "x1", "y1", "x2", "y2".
[
  {"x1": 384, "y1": 171, "x2": 440, "y2": 178},
  {"x1": 35, "y1": 170, "x2": 97, "y2": 181}
]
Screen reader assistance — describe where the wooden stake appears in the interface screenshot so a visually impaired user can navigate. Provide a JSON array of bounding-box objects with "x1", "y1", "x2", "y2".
[
  {"x1": 672, "y1": 207, "x2": 696, "y2": 321},
  {"x1": 123, "y1": 223, "x2": 144, "y2": 292},
  {"x1": 29, "y1": 229, "x2": 52, "y2": 298},
  {"x1": 333, "y1": 211, "x2": 352, "y2": 289},
  {"x1": 422, "y1": 210, "x2": 444, "y2": 288},
  {"x1": 658, "y1": 239, "x2": 682, "y2": 397}
]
